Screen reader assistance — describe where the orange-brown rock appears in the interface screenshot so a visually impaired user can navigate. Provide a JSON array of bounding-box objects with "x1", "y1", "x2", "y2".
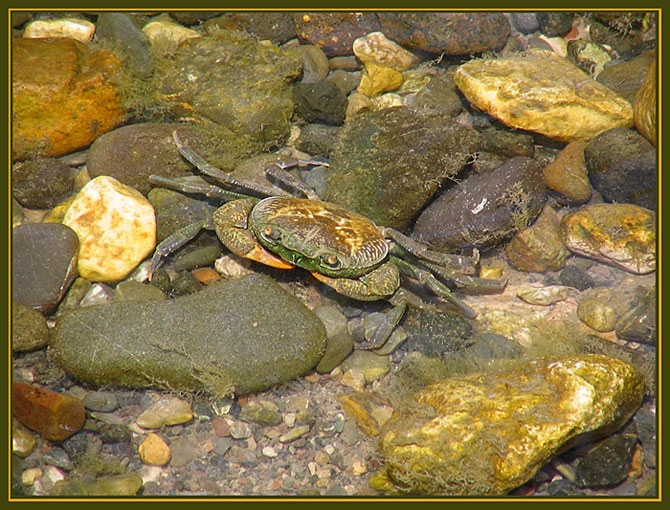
[
  {"x1": 12, "y1": 38, "x2": 125, "y2": 160},
  {"x1": 634, "y1": 60, "x2": 656, "y2": 145},
  {"x1": 542, "y1": 141, "x2": 591, "y2": 204},
  {"x1": 12, "y1": 381, "x2": 86, "y2": 441}
]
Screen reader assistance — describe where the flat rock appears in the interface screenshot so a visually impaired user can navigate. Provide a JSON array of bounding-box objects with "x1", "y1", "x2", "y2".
[
  {"x1": 542, "y1": 141, "x2": 591, "y2": 204},
  {"x1": 634, "y1": 60, "x2": 656, "y2": 145},
  {"x1": 62, "y1": 175, "x2": 156, "y2": 282},
  {"x1": 12, "y1": 302, "x2": 51, "y2": 352},
  {"x1": 136, "y1": 397, "x2": 193, "y2": 429},
  {"x1": 377, "y1": 354, "x2": 644, "y2": 495},
  {"x1": 561, "y1": 203, "x2": 655, "y2": 274},
  {"x1": 12, "y1": 223, "x2": 79, "y2": 314},
  {"x1": 51, "y1": 274, "x2": 327, "y2": 397},
  {"x1": 353, "y1": 31, "x2": 419, "y2": 72},
  {"x1": 454, "y1": 50, "x2": 633, "y2": 142}
]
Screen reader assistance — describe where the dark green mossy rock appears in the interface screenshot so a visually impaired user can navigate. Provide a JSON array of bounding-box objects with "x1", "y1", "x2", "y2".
[
  {"x1": 51, "y1": 274, "x2": 326, "y2": 397},
  {"x1": 323, "y1": 107, "x2": 481, "y2": 230}
]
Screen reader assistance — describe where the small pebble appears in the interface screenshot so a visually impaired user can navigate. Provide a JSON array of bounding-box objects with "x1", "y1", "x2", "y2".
[
  {"x1": 229, "y1": 421, "x2": 252, "y2": 439},
  {"x1": 279, "y1": 425, "x2": 310, "y2": 443},
  {"x1": 43, "y1": 447, "x2": 73, "y2": 471},
  {"x1": 21, "y1": 467, "x2": 43, "y2": 487},
  {"x1": 138, "y1": 432, "x2": 171, "y2": 466},
  {"x1": 83, "y1": 391, "x2": 119, "y2": 412},
  {"x1": 262, "y1": 446, "x2": 279, "y2": 458},
  {"x1": 340, "y1": 369, "x2": 366, "y2": 391},
  {"x1": 136, "y1": 397, "x2": 193, "y2": 429}
]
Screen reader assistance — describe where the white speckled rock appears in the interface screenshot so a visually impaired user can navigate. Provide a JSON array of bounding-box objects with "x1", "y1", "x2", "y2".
[
  {"x1": 63, "y1": 176, "x2": 156, "y2": 282},
  {"x1": 353, "y1": 31, "x2": 419, "y2": 72},
  {"x1": 23, "y1": 18, "x2": 96, "y2": 43},
  {"x1": 454, "y1": 49, "x2": 633, "y2": 142},
  {"x1": 142, "y1": 19, "x2": 202, "y2": 46}
]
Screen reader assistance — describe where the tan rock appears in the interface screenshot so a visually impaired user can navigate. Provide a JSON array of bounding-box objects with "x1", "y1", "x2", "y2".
[
  {"x1": 634, "y1": 60, "x2": 656, "y2": 145},
  {"x1": 506, "y1": 204, "x2": 570, "y2": 273},
  {"x1": 370, "y1": 93, "x2": 403, "y2": 110},
  {"x1": 358, "y1": 62, "x2": 404, "y2": 98},
  {"x1": 454, "y1": 49, "x2": 633, "y2": 142},
  {"x1": 136, "y1": 396, "x2": 193, "y2": 429},
  {"x1": 542, "y1": 141, "x2": 591, "y2": 204},
  {"x1": 345, "y1": 91, "x2": 373, "y2": 120},
  {"x1": 63, "y1": 176, "x2": 156, "y2": 282},
  {"x1": 353, "y1": 31, "x2": 419, "y2": 72},
  {"x1": 560, "y1": 203, "x2": 655, "y2": 274},
  {"x1": 138, "y1": 433, "x2": 171, "y2": 466},
  {"x1": 378, "y1": 354, "x2": 644, "y2": 495},
  {"x1": 12, "y1": 38, "x2": 125, "y2": 160},
  {"x1": 142, "y1": 20, "x2": 202, "y2": 46},
  {"x1": 577, "y1": 298, "x2": 618, "y2": 332},
  {"x1": 24, "y1": 18, "x2": 96, "y2": 42}
]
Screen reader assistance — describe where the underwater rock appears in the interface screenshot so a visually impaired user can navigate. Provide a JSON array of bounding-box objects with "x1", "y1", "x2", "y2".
[
  {"x1": 12, "y1": 158, "x2": 74, "y2": 210},
  {"x1": 12, "y1": 223, "x2": 79, "y2": 314},
  {"x1": 560, "y1": 203, "x2": 655, "y2": 274},
  {"x1": 204, "y1": 12, "x2": 296, "y2": 45},
  {"x1": 357, "y1": 62, "x2": 404, "y2": 98},
  {"x1": 23, "y1": 17, "x2": 96, "y2": 42},
  {"x1": 12, "y1": 303, "x2": 51, "y2": 352},
  {"x1": 353, "y1": 31, "x2": 419, "y2": 72},
  {"x1": 293, "y1": 12, "x2": 382, "y2": 57},
  {"x1": 377, "y1": 12, "x2": 510, "y2": 55},
  {"x1": 506, "y1": 204, "x2": 570, "y2": 273},
  {"x1": 584, "y1": 127, "x2": 655, "y2": 210},
  {"x1": 596, "y1": 50, "x2": 655, "y2": 104},
  {"x1": 616, "y1": 287, "x2": 656, "y2": 345},
  {"x1": 376, "y1": 354, "x2": 644, "y2": 495},
  {"x1": 293, "y1": 79, "x2": 347, "y2": 125},
  {"x1": 325, "y1": 107, "x2": 481, "y2": 231},
  {"x1": 142, "y1": 19, "x2": 201, "y2": 46},
  {"x1": 542, "y1": 141, "x2": 591, "y2": 205},
  {"x1": 577, "y1": 298, "x2": 619, "y2": 332},
  {"x1": 634, "y1": 60, "x2": 657, "y2": 145},
  {"x1": 160, "y1": 31, "x2": 301, "y2": 145},
  {"x1": 454, "y1": 49, "x2": 633, "y2": 142},
  {"x1": 62, "y1": 176, "x2": 156, "y2": 282},
  {"x1": 12, "y1": 38, "x2": 125, "y2": 160},
  {"x1": 413, "y1": 157, "x2": 546, "y2": 252},
  {"x1": 51, "y1": 274, "x2": 327, "y2": 397}
]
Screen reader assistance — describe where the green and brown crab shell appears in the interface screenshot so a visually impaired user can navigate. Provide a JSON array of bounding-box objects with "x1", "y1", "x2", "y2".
[{"x1": 249, "y1": 197, "x2": 389, "y2": 279}]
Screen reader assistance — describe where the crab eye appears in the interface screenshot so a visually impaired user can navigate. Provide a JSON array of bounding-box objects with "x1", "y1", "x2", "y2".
[
  {"x1": 261, "y1": 226, "x2": 281, "y2": 242},
  {"x1": 321, "y1": 253, "x2": 340, "y2": 268}
]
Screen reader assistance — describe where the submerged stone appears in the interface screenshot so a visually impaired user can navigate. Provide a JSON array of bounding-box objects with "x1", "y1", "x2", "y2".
[
  {"x1": 454, "y1": 50, "x2": 633, "y2": 142},
  {"x1": 51, "y1": 274, "x2": 326, "y2": 397},
  {"x1": 560, "y1": 204, "x2": 655, "y2": 274},
  {"x1": 377, "y1": 354, "x2": 644, "y2": 495}
]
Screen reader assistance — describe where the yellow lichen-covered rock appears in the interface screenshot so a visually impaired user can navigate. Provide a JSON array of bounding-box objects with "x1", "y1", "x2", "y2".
[
  {"x1": 353, "y1": 31, "x2": 419, "y2": 72},
  {"x1": 560, "y1": 203, "x2": 655, "y2": 274},
  {"x1": 454, "y1": 50, "x2": 633, "y2": 142},
  {"x1": 634, "y1": 60, "x2": 656, "y2": 146},
  {"x1": 377, "y1": 354, "x2": 644, "y2": 496},
  {"x1": 62, "y1": 176, "x2": 156, "y2": 282},
  {"x1": 358, "y1": 62, "x2": 404, "y2": 98}
]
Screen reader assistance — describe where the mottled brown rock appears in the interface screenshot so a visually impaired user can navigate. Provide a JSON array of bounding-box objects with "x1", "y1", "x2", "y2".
[
  {"x1": 542, "y1": 141, "x2": 591, "y2": 204},
  {"x1": 634, "y1": 60, "x2": 656, "y2": 145},
  {"x1": 138, "y1": 433, "x2": 171, "y2": 466},
  {"x1": 561, "y1": 204, "x2": 655, "y2": 274},
  {"x1": 378, "y1": 354, "x2": 644, "y2": 495},
  {"x1": 377, "y1": 12, "x2": 510, "y2": 55},
  {"x1": 12, "y1": 38, "x2": 125, "y2": 160},
  {"x1": 454, "y1": 50, "x2": 633, "y2": 142},
  {"x1": 12, "y1": 382, "x2": 86, "y2": 441},
  {"x1": 357, "y1": 62, "x2": 403, "y2": 97},
  {"x1": 506, "y1": 205, "x2": 570, "y2": 273},
  {"x1": 293, "y1": 12, "x2": 381, "y2": 57},
  {"x1": 352, "y1": 31, "x2": 419, "y2": 72}
]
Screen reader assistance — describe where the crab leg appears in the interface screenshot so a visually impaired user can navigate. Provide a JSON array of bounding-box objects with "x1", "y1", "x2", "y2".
[
  {"x1": 172, "y1": 131, "x2": 280, "y2": 198},
  {"x1": 390, "y1": 256, "x2": 478, "y2": 319},
  {"x1": 384, "y1": 228, "x2": 479, "y2": 273},
  {"x1": 264, "y1": 164, "x2": 320, "y2": 201},
  {"x1": 418, "y1": 260, "x2": 508, "y2": 294},
  {"x1": 148, "y1": 218, "x2": 213, "y2": 278},
  {"x1": 148, "y1": 175, "x2": 250, "y2": 202}
]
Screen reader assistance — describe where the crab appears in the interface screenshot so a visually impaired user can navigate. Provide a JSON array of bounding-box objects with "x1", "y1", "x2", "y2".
[{"x1": 147, "y1": 131, "x2": 507, "y2": 350}]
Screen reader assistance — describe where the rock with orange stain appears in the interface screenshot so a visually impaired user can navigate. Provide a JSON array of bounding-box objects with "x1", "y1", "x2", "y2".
[
  {"x1": 12, "y1": 382, "x2": 86, "y2": 441},
  {"x1": 62, "y1": 176, "x2": 156, "y2": 282},
  {"x1": 12, "y1": 38, "x2": 125, "y2": 160}
]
